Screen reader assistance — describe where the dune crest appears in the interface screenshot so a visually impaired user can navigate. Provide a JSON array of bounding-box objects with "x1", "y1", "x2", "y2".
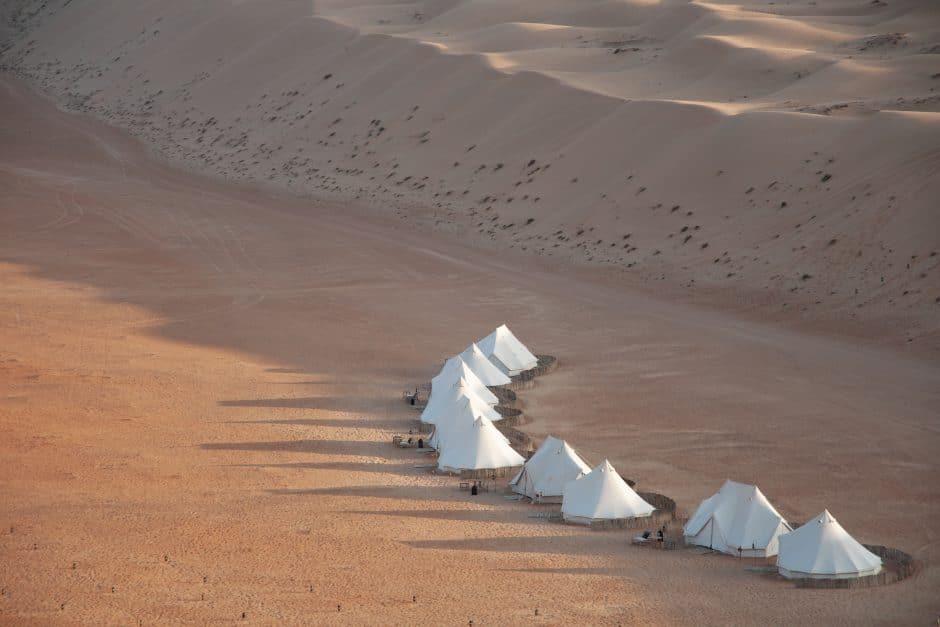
[{"x1": 1, "y1": 0, "x2": 938, "y2": 348}]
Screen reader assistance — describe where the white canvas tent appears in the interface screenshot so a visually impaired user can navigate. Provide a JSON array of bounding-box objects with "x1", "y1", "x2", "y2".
[
  {"x1": 777, "y1": 510, "x2": 882, "y2": 579},
  {"x1": 457, "y1": 342, "x2": 512, "y2": 386},
  {"x1": 427, "y1": 391, "x2": 504, "y2": 450},
  {"x1": 476, "y1": 324, "x2": 538, "y2": 376},
  {"x1": 429, "y1": 401, "x2": 479, "y2": 452},
  {"x1": 510, "y1": 436, "x2": 591, "y2": 503},
  {"x1": 437, "y1": 416, "x2": 525, "y2": 474},
  {"x1": 421, "y1": 378, "x2": 501, "y2": 426},
  {"x1": 683, "y1": 479, "x2": 792, "y2": 557},
  {"x1": 432, "y1": 408, "x2": 512, "y2": 455},
  {"x1": 429, "y1": 357, "x2": 498, "y2": 407},
  {"x1": 561, "y1": 460, "x2": 655, "y2": 524}
]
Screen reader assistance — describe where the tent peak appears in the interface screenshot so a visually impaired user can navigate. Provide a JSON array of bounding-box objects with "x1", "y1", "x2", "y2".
[
  {"x1": 456, "y1": 343, "x2": 512, "y2": 386},
  {"x1": 510, "y1": 435, "x2": 590, "y2": 502},
  {"x1": 473, "y1": 415, "x2": 494, "y2": 428},
  {"x1": 562, "y1": 458, "x2": 654, "y2": 523},
  {"x1": 684, "y1": 479, "x2": 790, "y2": 558},
  {"x1": 476, "y1": 324, "x2": 538, "y2": 376}
]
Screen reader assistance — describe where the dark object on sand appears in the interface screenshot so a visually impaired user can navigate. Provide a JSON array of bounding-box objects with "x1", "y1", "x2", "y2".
[{"x1": 632, "y1": 530, "x2": 652, "y2": 544}]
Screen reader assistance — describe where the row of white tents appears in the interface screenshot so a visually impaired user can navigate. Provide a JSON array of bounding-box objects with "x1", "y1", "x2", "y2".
[
  {"x1": 507, "y1": 433, "x2": 881, "y2": 579},
  {"x1": 509, "y1": 436, "x2": 655, "y2": 523},
  {"x1": 420, "y1": 326, "x2": 656, "y2": 523},
  {"x1": 418, "y1": 324, "x2": 883, "y2": 580},
  {"x1": 682, "y1": 480, "x2": 883, "y2": 579},
  {"x1": 421, "y1": 325, "x2": 533, "y2": 474}
]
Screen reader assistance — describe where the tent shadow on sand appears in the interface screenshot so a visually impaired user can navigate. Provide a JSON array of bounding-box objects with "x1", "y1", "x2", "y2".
[
  {"x1": 218, "y1": 396, "x2": 390, "y2": 413},
  {"x1": 199, "y1": 439, "x2": 390, "y2": 457},
  {"x1": 495, "y1": 566, "x2": 621, "y2": 578},
  {"x1": 269, "y1": 380, "x2": 336, "y2": 385},
  {"x1": 401, "y1": 534, "x2": 621, "y2": 558},
  {"x1": 266, "y1": 485, "x2": 476, "y2": 505},
  {"x1": 341, "y1": 508, "x2": 514, "y2": 524},
  {"x1": 221, "y1": 417, "x2": 405, "y2": 430},
  {"x1": 227, "y1": 461, "x2": 420, "y2": 475}
]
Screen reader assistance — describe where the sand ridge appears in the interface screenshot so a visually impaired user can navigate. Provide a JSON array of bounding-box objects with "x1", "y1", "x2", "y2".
[
  {"x1": 1, "y1": 72, "x2": 939, "y2": 625},
  {"x1": 1, "y1": 0, "x2": 938, "y2": 352}
]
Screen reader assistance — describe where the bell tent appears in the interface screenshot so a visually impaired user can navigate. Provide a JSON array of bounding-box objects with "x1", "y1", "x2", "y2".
[
  {"x1": 476, "y1": 324, "x2": 538, "y2": 376},
  {"x1": 436, "y1": 416, "x2": 525, "y2": 474},
  {"x1": 561, "y1": 460, "x2": 655, "y2": 524},
  {"x1": 421, "y1": 378, "x2": 501, "y2": 427},
  {"x1": 429, "y1": 357, "x2": 498, "y2": 407},
  {"x1": 429, "y1": 398, "x2": 484, "y2": 452},
  {"x1": 776, "y1": 510, "x2": 882, "y2": 579},
  {"x1": 427, "y1": 391, "x2": 505, "y2": 451},
  {"x1": 683, "y1": 479, "x2": 792, "y2": 557},
  {"x1": 457, "y1": 342, "x2": 512, "y2": 386},
  {"x1": 510, "y1": 436, "x2": 591, "y2": 503}
]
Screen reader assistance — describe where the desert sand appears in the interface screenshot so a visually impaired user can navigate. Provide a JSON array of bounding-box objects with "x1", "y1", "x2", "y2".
[
  {"x1": 3, "y1": 0, "x2": 939, "y2": 349},
  {"x1": 1, "y1": 0, "x2": 939, "y2": 625}
]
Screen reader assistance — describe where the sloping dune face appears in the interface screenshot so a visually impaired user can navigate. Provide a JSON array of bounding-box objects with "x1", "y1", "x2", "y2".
[
  {"x1": 2, "y1": 0, "x2": 939, "y2": 346},
  {"x1": 2, "y1": 69, "x2": 940, "y2": 627}
]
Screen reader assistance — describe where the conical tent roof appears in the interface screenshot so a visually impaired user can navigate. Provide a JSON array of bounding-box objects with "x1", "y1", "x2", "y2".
[
  {"x1": 421, "y1": 378, "x2": 501, "y2": 426},
  {"x1": 431, "y1": 391, "x2": 503, "y2": 447},
  {"x1": 683, "y1": 479, "x2": 792, "y2": 557},
  {"x1": 561, "y1": 460, "x2": 654, "y2": 523},
  {"x1": 476, "y1": 324, "x2": 538, "y2": 376},
  {"x1": 429, "y1": 357, "x2": 497, "y2": 407},
  {"x1": 457, "y1": 343, "x2": 512, "y2": 386},
  {"x1": 437, "y1": 416, "x2": 525, "y2": 473},
  {"x1": 429, "y1": 393, "x2": 508, "y2": 451},
  {"x1": 436, "y1": 409, "x2": 510, "y2": 453},
  {"x1": 510, "y1": 436, "x2": 591, "y2": 500},
  {"x1": 429, "y1": 398, "x2": 479, "y2": 451},
  {"x1": 777, "y1": 510, "x2": 882, "y2": 579}
]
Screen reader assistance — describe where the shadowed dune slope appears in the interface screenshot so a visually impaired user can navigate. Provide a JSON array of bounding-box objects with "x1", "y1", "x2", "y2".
[
  {"x1": 2, "y1": 0, "x2": 938, "y2": 348},
  {"x1": 2, "y1": 71, "x2": 939, "y2": 625}
]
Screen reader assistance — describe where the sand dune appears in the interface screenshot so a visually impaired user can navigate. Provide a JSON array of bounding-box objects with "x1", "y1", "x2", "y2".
[
  {"x1": 1, "y1": 1, "x2": 940, "y2": 623},
  {"x1": 1, "y1": 72, "x2": 939, "y2": 625},
  {"x1": 2, "y1": 0, "x2": 938, "y2": 350}
]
